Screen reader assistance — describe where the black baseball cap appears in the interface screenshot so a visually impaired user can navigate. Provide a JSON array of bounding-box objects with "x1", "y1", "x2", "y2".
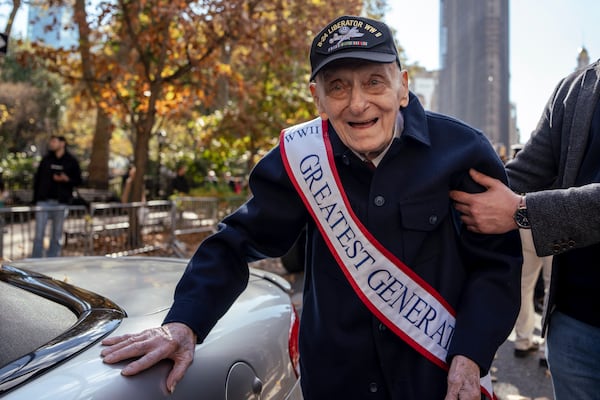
[{"x1": 310, "y1": 15, "x2": 401, "y2": 81}]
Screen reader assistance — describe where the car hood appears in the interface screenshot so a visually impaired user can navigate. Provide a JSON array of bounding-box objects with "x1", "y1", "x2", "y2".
[
  {"x1": 6, "y1": 256, "x2": 290, "y2": 318},
  {"x1": 10, "y1": 256, "x2": 188, "y2": 317},
  {"x1": 1, "y1": 256, "x2": 298, "y2": 399}
]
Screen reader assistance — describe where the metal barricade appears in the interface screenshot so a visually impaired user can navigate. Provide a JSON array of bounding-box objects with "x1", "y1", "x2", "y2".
[
  {"x1": 172, "y1": 196, "x2": 218, "y2": 236},
  {"x1": 0, "y1": 205, "x2": 88, "y2": 261},
  {"x1": 88, "y1": 200, "x2": 175, "y2": 257},
  {"x1": 217, "y1": 195, "x2": 249, "y2": 219},
  {"x1": 0, "y1": 197, "x2": 232, "y2": 261}
]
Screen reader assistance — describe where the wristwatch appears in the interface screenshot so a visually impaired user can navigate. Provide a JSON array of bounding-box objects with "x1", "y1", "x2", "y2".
[{"x1": 513, "y1": 196, "x2": 531, "y2": 229}]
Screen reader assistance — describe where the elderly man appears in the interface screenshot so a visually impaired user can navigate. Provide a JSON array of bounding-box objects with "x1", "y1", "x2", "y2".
[{"x1": 101, "y1": 15, "x2": 521, "y2": 399}]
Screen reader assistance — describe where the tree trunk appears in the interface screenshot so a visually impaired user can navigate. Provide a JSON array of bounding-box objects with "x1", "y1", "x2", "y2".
[{"x1": 86, "y1": 108, "x2": 112, "y2": 189}]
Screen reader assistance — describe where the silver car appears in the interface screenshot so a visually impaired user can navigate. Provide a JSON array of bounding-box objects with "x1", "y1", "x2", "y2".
[{"x1": 0, "y1": 256, "x2": 302, "y2": 399}]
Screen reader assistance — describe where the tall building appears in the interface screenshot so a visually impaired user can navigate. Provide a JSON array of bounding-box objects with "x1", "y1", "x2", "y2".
[
  {"x1": 27, "y1": 1, "x2": 78, "y2": 48},
  {"x1": 438, "y1": 0, "x2": 510, "y2": 153},
  {"x1": 577, "y1": 46, "x2": 590, "y2": 70}
]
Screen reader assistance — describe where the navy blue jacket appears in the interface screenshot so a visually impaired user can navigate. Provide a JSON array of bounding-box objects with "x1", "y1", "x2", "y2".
[
  {"x1": 33, "y1": 150, "x2": 82, "y2": 204},
  {"x1": 165, "y1": 93, "x2": 522, "y2": 399}
]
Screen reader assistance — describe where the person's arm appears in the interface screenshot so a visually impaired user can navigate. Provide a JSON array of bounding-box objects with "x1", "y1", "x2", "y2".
[
  {"x1": 101, "y1": 146, "x2": 307, "y2": 391},
  {"x1": 450, "y1": 169, "x2": 600, "y2": 256},
  {"x1": 121, "y1": 176, "x2": 133, "y2": 203},
  {"x1": 446, "y1": 135, "x2": 522, "y2": 381},
  {"x1": 525, "y1": 184, "x2": 600, "y2": 256},
  {"x1": 449, "y1": 168, "x2": 521, "y2": 234},
  {"x1": 451, "y1": 67, "x2": 600, "y2": 256}
]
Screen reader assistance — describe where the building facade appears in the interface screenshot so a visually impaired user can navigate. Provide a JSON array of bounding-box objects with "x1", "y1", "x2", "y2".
[{"x1": 438, "y1": 0, "x2": 510, "y2": 154}]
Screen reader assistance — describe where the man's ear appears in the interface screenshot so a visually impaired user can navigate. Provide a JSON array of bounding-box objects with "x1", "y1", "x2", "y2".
[
  {"x1": 309, "y1": 82, "x2": 328, "y2": 120},
  {"x1": 399, "y1": 70, "x2": 409, "y2": 107}
]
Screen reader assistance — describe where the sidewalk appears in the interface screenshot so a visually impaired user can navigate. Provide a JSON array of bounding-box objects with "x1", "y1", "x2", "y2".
[{"x1": 492, "y1": 312, "x2": 554, "y2": 400}]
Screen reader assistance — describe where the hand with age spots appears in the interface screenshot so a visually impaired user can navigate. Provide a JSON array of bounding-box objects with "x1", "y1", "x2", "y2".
[
  {"x1": 444, "y1": 355, "x2": 481, "y2": 400},
  {"x1": 101, "y1": 322, "x2": 197, "y2": 394}
]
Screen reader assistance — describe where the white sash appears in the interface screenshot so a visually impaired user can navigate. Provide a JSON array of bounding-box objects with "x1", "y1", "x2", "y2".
[{"x1": 280, "y1": 117, "x2": 495, "y2": 399}]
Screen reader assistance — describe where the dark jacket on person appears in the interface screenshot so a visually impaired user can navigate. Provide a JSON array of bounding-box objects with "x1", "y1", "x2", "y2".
[
  {"x1": 164, "y1": 93, "x2": 522, "y2": 399},
  {"x1": 33, "y1": 149, "x2": 82, "y2": 204},
  {"x1": 506, "y1": 59, "x2": 600, "y2": 331},
  {"x1": 168, "y1": 174, "x2": 190, "y2": 195}
]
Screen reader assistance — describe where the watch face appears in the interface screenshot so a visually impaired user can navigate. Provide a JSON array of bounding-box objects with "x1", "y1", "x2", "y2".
[{"x1": 514, "y1": 208, "x2": 530, "y2": 228}]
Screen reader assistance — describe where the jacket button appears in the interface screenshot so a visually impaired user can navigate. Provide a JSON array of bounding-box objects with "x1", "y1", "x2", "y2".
[
  {"x1": 378, "y1": 323, "x2": 386, "y2": 331},
  {"x1": 342, "y1": 154, "x2": 350, "y2": 165},
  {"x1": 374, "y1": 196, "x2": 385, "y2": 206},
  {"x1": 369, "y1": 382, "x2": 378, "y2": 393},
  {"x1": 568, "y1": 239, "x2": 575, "y2": 247},
  {"x1": 429, "y1": 215, "x2": 438, "y2": 225},
  {"x1": 552, "y1": 243, "x2": 561, "y2": 253}
]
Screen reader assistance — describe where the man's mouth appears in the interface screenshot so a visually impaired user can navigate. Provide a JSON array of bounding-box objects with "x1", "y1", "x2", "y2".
[{"x1": 349, "y1": 118, "x2": 378, "y2": 128}]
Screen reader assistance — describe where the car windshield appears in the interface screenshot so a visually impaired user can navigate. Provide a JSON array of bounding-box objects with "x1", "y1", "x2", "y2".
[{"x1": 0, "y1": 281, "x2": 77, "y2": 367}]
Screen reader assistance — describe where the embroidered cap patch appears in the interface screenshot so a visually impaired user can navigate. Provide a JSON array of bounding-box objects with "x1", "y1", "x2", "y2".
[{"x1": 310, "y1": 16, "x2": 400, "y2": 80}]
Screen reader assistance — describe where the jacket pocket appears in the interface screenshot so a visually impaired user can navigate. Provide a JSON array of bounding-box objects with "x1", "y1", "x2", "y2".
[
  {"x1": 397, "y1": 192, "x2": 451, "y2": 269},
  {"x1": 398, "y1": 191, "x2": 449, "y2": 232}
]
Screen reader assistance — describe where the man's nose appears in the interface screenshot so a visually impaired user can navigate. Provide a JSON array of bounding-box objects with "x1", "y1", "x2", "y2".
[{"x1": 348, "y1": 87, "x2": 369, "y2": 114}]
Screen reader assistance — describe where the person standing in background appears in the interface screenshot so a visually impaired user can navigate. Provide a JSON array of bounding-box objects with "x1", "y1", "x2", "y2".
[
  {"x1": 32, "y1": 135, "x2": 82, "y2": 257},
  {"x1": 168, "y1": 163, "x2": 190, "y2": 196},
  {"x1": 508, "y1": 145, "x2": 552, "y2": 366},
  {"x1": 513, "y1": 229, "x2": 552, "y2": 366},
  {"x1": 121, "y1": 165, "x2": 135, "y2": 203}
]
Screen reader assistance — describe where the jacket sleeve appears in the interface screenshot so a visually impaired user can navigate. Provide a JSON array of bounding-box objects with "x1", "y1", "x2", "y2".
[
  {"x1": 67, "y1": 154, "x2": 83, "y2": 188},
  {"x1": 526, "y1": 184, "x2": 600, "y2": 256},
  {"x1": 448, "y1": 135, "x2": 523, "y2": 374}
]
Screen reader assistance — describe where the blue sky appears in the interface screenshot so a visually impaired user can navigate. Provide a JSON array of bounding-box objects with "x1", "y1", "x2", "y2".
[{"x1": 386, "y1": 0, "x2": 600, "y2": 143}]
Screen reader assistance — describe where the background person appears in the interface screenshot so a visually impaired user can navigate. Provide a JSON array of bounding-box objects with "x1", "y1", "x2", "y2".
[
  {"x1": 101, "y1": 15, "x2": 521, "y2": 399},
  {"x1": 167, "y1": 163, "x2": 190, "y2": 196},
  {"x1": 450, "y1": 59, "x2": 600, "y2": 400},
  {"x1": 513, "y1": 229, "x2": 552, "y2": 366},
  {"x1": 509, "y1": 144, "x2": 552, "y2": 366},
  {"x1": 32, "y1": 135, "x2": 82, "y2": 257}
]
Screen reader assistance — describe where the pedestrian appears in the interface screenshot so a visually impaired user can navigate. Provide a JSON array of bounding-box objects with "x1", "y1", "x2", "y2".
[
  {"x1": 120, "y1": 165, "x2": 136, "y2": 203},
  {"x1": 32, "y1": 135, "x2": 82, "y2": 257},
  {"x1": 167, "y1": 163, "x2": 190, "y2": 196},
  {"x1": 513, "y1": 229, "x2": 552, "y2": 365},
  {"x1": 450, "y1": 59, "x2": 600, "y2": 400},
  {"x1": 101, "y1": 15, "x2": 521, "y2": 399}
]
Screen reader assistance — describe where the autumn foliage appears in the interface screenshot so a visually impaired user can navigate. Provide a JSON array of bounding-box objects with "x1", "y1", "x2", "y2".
[{"x1": 5, "y1": 0, "x2": 369, "y2": 198}]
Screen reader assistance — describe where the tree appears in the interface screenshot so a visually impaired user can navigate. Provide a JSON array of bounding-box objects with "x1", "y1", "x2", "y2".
[
  {"x1": 73, "y1": 0, "x2": 113, "y2": 189},
  {"x1": 2, "y1": 0, "x2": 21, "y2": 39},
  {"x1": 178, "y1": 0, "x2": 366, "y2": 175},
  {"x1": 18, "y1": 0, "x2": 398, "y2": 200},
  {"x1": 0, "y1": 47, "x2": 66, "y2": 156}
]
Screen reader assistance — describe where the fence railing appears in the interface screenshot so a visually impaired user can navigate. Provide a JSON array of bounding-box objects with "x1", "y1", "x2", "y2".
[{"x1": 0, "y1": 196, "x2": 237, "y2": 261}]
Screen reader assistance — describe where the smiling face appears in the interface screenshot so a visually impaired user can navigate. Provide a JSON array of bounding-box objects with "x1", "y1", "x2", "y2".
[{"x1": 310, "y1": 60, "x2": 409, "y2": 159}]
